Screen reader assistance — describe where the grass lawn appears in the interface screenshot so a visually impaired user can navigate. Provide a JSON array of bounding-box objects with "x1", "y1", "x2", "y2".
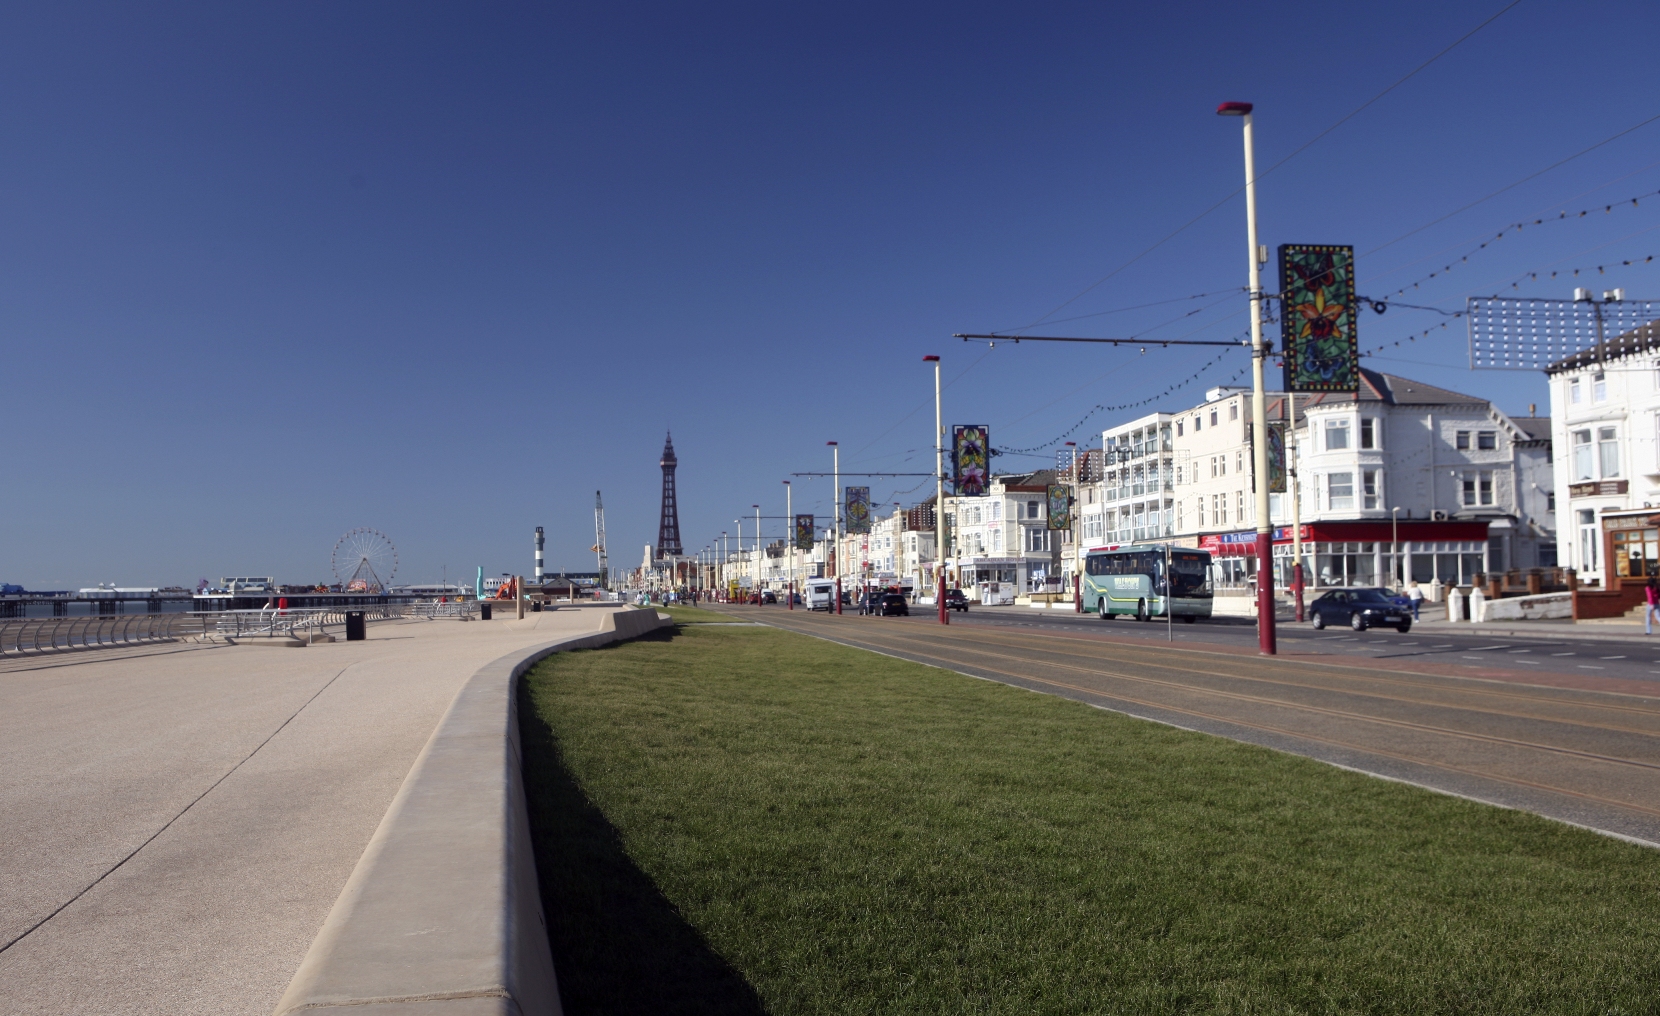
[
  {"x1": 652, "y1": 603, "x2": 736, "y2": 623},
  {"x1": 520, "y1": 623, "x2": 1660, "y2": 1015}
]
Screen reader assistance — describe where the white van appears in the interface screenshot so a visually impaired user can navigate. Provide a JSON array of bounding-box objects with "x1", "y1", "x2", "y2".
[{"x1": 806, "y1": 579, "x2": 838, "y2": 611}]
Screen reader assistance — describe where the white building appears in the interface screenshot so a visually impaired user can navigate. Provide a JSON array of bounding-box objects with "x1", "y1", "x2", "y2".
[
  {"x1": 943, "y1": 471, "x2": 1064, "y2": 601},
  {"x1": 1545, "y1": 316, "x2": 1660, "y2": 587}
]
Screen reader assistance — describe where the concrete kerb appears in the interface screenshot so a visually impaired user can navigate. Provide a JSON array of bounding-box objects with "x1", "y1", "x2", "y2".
[{"x1": 272, "y1": 606, "x2": 671, "y2": 1016}]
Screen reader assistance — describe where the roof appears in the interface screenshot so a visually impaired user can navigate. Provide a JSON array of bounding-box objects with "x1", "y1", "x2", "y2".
[
  {"x1": 1303, "y1": 369, "x2": 1487, "y2": 409},
  {"x1": 1545, "y1": 317, "x2": 1660, "y2": 373},
  {"x1": 1512, "y1": 416, "x2": 1552, "y2": 442}
]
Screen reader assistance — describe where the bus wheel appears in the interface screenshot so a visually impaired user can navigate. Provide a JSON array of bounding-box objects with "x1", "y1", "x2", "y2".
[
  {"x1": 1098, "y1": 601, "x2": 1111, "y2": 621},
  {"x1": 1136, "y1": 599, "x2": 1149, "y2": 622}
]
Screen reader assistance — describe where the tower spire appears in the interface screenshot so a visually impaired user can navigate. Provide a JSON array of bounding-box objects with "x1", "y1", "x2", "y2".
[{"x1": 656, "y1": 431, "x2": 682, "y2": 559}]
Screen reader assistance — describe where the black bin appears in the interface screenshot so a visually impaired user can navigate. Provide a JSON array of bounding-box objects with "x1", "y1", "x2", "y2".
[
  {"x1": 480, "y1": 602, "x2": 493, "y2": 620},
  {"x1": 345, "y1": 610, "x2": 366, "y2": 641}
]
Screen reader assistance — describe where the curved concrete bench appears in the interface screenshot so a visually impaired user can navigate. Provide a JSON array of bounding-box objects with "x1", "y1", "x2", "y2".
[{"x1": 273, "y1": 607, "x2": 671, "y2": 1016}]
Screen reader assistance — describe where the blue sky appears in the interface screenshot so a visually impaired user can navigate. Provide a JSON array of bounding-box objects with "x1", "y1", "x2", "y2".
[{"x1": 3, "y1": 1, "x2": 1658, "y2": 588}]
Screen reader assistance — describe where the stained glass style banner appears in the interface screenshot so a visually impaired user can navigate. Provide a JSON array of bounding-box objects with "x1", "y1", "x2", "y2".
[
  {"x1": 845, "y1": 487, "x2": 871, "y2": 534},
  {"x1": 1279, "y1": 244, "x2": 1359, "y2": 392},
  {"x1": 794, "y1": 514, "x2": 815, "y2": 551},
  {"x1": 952, "y1": 425, "x2": 989, "y2": 497},
  {"x1": 1266, "y1": 422, "x2": 1287, "y2": 494},
  {"x1": 1045, "y1": 484, "x2": 1071, "y2": 531},
  {"x1": 1467, "y1": 296, "x2": 1660, "y2": 370}
]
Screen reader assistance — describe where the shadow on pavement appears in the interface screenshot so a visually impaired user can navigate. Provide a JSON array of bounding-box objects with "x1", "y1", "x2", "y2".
[{"x1": 517, "y1": 664, "x2": 765, "y2": 1016}]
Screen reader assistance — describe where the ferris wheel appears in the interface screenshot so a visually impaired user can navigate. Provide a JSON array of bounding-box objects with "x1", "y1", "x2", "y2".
[{"x1": 332, "y1": 528, "x2": 398, "y2": 593}]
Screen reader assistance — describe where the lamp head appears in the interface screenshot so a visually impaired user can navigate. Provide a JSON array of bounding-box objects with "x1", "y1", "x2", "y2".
[
  {"x1": 1216, "y1": 101, "x2": 1253, "y2": 116},
  {"x1": 922, "y1": 355, "x2": 940, "y2": 362}
]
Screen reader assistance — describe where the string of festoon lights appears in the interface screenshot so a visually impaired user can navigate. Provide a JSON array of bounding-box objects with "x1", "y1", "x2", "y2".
[{"x1": 1385, "y1": 188, "x2": 1658, "y2": 297}]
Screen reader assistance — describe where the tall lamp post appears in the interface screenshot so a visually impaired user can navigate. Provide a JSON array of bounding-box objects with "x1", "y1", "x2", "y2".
[
  {"x1": 1217, "y1": 99, "x2": 1276, "y2": 655},
  {"x1": 1391, "y1": 507, "x2": 1402, "y2": 590},
  {"x1": 924, "y1": 355, "x2": 949, "y2": 625},
  {"x1": 1067, "y1": 441, "x2": 1082, "y2": 612},
  {"x1": 784, "y1": 481, "x2": 794, "y2": 610},
  {"x1": 829, "y1": 440, "x2": 842, "y2": 614},
  {"x1": 753, "y1": 505, "x2": 762, "y2": 602}
]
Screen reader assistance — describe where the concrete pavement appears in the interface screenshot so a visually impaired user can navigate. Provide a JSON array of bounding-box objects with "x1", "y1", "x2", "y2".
[{"x1": 0, "y1": 606, "x2": 631, "y2": 1016}]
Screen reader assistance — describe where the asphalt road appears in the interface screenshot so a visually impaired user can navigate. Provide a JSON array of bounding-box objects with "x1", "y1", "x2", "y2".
[{"x1": 718, "y1": 603, "x2": 1660, "y2": 846}]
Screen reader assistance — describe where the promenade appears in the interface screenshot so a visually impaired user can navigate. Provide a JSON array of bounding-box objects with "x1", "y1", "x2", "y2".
[{"x1": 0, "y1": 606, "x2": 626, "y2": 1016}]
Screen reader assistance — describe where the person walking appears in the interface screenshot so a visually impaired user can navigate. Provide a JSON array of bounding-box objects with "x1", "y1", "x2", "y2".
[
  {"x1": 1407, "y1": 579, "x2": 1424, "y2": 621},
  {"x1": 1646, "y1": 575, "x2": 1659, "y2": 635}
]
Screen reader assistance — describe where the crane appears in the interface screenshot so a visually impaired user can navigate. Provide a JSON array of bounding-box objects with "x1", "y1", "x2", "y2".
[{"x1": 592, "y1": 490, "x2": 609, "y2": 589}]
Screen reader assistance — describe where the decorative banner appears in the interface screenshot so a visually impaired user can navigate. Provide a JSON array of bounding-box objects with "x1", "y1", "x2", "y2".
[
  {"x1": 952, "y1": 425, "x2": 990, "y2": 496},
  {"x1": 1045, "y1": 484, "x2": 1071, "y2": 531},
  {"x1": 845, "y1": 486, "x2": 871, "y2": 534},
  {"x1": 1279, "y1": 244, "x2": 1359, "y2": 392},
  {"x1": 794, "y1": 514, "x2": 815, "y2": 551},
  {"x1": 1266, "y1": 421, "x2": 1287, "y2": 494}
]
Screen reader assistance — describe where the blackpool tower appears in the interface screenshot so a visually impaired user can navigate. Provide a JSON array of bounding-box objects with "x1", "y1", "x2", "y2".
[{"x1": 656, "y1": 432, "x2": 683, "y2": 559}]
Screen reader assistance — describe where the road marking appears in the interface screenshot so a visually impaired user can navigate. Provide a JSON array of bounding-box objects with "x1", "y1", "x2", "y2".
[
  {"x1": 1551, "y1": 652, "x2": 1576, "y2": 657},
  {"x1": 1507, "y1": 649, "x2": 1531, "y2": 654},
  {"x1": 1399, "y1": 642, "x2": 1419, "y2": 645},
  {"x1": 1470, "y1": 645, "x2": 1511, "y2": 651},
  {"x1": 1431, "y1": 644, "x2": 1454, "y2": 648},
  {"x1": 1461, "y1": 655, "x2": 1484, "y2": 659},
  {"x1": 1368, "y1": 639, "x2": 1390, "y2": 644},
  {"x1": 1513, "y1": 660, "x2": 1541, "y2": 664},
  {"x1": 1579, "y1": 665, "x2": 1606, "y2": 670},
  {"x1": 1601, "y1": 656, "x2": 1627, "y2": 660}
]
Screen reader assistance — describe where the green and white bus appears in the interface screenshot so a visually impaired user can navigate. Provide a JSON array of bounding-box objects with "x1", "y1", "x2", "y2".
[{"x1": 1082, "y1": 545, "x2": 1214, "y2": 623}]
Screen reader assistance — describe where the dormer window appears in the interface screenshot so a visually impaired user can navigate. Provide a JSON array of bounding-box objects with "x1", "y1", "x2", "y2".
[
  {"x1": 1325, "y1": 419, "x2": 1350, "y2": 450},
  {"x1": 1569, "y1": 378, "x2": 1582, "y2": 404},
  {"x1": 1594, "y1": 372, "x2": 1608, "y2": 402}
]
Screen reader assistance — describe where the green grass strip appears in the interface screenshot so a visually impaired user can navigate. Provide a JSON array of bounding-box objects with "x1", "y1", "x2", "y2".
[
  {"x1": 652, "y1": 603, "x2": 736, "y2": 623},
  {"x1": 520, "y1": 623, "x2": 1660, "y2": 1015}
]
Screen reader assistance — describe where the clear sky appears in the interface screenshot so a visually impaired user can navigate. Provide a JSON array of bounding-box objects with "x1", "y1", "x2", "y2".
[{"x1": 3, "y1": 1, "x2": 1657, "y2": 589}]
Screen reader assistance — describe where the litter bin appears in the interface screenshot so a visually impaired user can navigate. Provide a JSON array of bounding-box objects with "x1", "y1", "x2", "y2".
[
  {"x1": 480, "y1": 602, "x2": 493, "y2": 620},
  {"x1": 345, "y1": 610, "x2": 366, "y2": 641}
]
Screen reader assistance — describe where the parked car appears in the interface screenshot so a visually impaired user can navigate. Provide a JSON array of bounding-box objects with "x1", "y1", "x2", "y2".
[
  {"x1": 761, "y1": 590, "x2": 778, "y2": 604},
  {"x1": 1309, "y1": 587, "x2": 1412, "y2": 632},
  {"x1": 860, "y1": 592, "x2": 885, "y2": 614},
  {"x1": 879, "y1": 593, "x2": 910, "y2": 617},
  {"x1": 944, "y1": 588, "x2": 969, "y2": 611}
]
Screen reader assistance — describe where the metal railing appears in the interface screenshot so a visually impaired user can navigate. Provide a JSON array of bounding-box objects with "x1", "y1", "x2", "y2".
[{"x1": 0, "y1": 600, "x2": 489, "y2": 659}]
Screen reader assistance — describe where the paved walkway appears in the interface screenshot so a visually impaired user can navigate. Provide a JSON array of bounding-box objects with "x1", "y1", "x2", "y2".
[{"x1": 0, "y1": 606, "x2": 626, "y2": 1016}]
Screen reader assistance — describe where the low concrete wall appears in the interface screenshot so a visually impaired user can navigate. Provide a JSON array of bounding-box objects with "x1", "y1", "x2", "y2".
[
  {"x1": 273, "y1": 606, "x2": 670, "y2": 1016},
  {"x1": 1476, "y1": 591, "x2": 1572, "y2": 622}
]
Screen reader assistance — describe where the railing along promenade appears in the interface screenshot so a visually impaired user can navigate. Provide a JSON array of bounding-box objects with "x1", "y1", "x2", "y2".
[{"x1": 0, "y1": 601, "x2": 476, "y2": 658}]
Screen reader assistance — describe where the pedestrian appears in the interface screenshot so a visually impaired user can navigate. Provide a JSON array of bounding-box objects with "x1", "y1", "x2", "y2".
[
  {"x1": 1646, "y1": 575, "x2": 1659, "y2": 635},
  {"x1": 1407, "y1": 579, "x2": 1424, "y2": 621}
]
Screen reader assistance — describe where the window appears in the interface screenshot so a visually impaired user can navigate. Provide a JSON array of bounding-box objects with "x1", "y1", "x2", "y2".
[
  {"x1": 1198, "y1": 498, "x2": 1206, "y2": 528},
  {"x1": 1025, "y1": 528, "x2": 1047, "y2": 553},
  {"x1": 1578, "y1": 508, "x2": 1599, "y2": 570},
  {"x1": 1176, "y1": 501, "x2": 1183, "y2": 530},
  {"x1": 1547, "y1": 491, "x2": 1556, "y2": 511},
  {"x1": 1236, "y1": 490, "x2": 1245, "y2": 520},
  {"x1": 1325, "y1": 419, "x2": 1350, "y2": 450},
  {"x1": 1569, "y1": 378, "x2": 1582, "y2": 403},
  {"x1": 1572, "y1": 429, "x2": 1593, "y2": 480},
  {"x1": 1229, "y1": 402, "x2": 1239, "y2": 422},
  {"x1": 1456, "y1": 431, "x2": 1470, "y2": 451},
  {"x1": 1209, "y1": 456, "x2": 1217, "y2": 478},
  {"x1": 1176, "y1": 421, "x2": 1183, "y2": 436},
  {"x1": 1594, "y1": 372, "x2": 1607, "y2": 402},
  {"x1": 1194, "y1": 415, "x2": 1202, "y2": 432},
  {"x1": 1477, "y1": 431, "x2": 1496, "y2": 451},
  {"x1": 1175, "y1": 466, "x2": 1182, "y2": 485},
  {"x1": 1360, "y1": 418, "x2": 1376, "y2": 449},
  {"x1": 1462, "y1": 471, "x2": 1494, "y2": 506},
  {"x1": 1600, "y1": 427, "x2": 1620, "y2": 477},
  {"x1": 1329, "y1": 472, "x2": 1355, "y2": 510},
  {"x1": 1236, "y1": 450, "x2": 1243, "y2": 474},
  {"x1": 1362, "y1": 469, "x2": 1379, "y2": 509},
  {"x1": 1480, "y1": 471, "x2": 1493, "y2": 505},
  {"x1": 1027, "y1": 500, "x2": 1040, "y2": 519}
]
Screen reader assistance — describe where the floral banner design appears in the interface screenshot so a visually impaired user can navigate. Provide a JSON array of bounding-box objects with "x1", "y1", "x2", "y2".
[
  {"x1": 794, "y1": 514, "x2": 815, "y2": 551},
  {"x1": 845, "y1": 486, "x2": 871, "y2": 534},
  {"x1": 1045, "y1": 484, "x2": 1071, "y2": 531},
  {"x1": 1265, "y1": 421, "x2": 1287, "y2": 494},
  {"x1": 952, "y1": 425, "x2": 989, "y2": 497},
  {"x1": 1278, "y1": 244, "x2": 1359, "y2": 392}
]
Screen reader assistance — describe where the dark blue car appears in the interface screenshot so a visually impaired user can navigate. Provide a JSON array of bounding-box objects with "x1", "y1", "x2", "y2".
[{"x1": 1309, "y1": 587, "x2": 1413, "y2": 632}]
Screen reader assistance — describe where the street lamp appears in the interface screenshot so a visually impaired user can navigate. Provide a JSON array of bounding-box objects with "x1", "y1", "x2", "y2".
[
  {"x1": 784, "y1": 481, "x2": 794, "y2": 610},
  {"x1": 1392, "y1": 507, "x2": 1403, "y2": 590},
  {"x1": 754, "y1": 505, "x2": 762, "y2": 602},
  {"x1": 924, "y1": 355, "x2": 949, "y2": 625},
  {"x1": 1217, "y1": 99, "x2": 1276, "y2": 655},
  {"x1": 829, "y1": 440, "x2": 842, "y2": 614}
]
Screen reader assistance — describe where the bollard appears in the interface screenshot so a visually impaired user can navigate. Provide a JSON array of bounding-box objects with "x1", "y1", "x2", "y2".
[
  {"x1": 480, "y1": 602, "x2": 493, "y2": 621},
  {"x1": 345, "y1": 610, "x2": 366, "y2": 641}
]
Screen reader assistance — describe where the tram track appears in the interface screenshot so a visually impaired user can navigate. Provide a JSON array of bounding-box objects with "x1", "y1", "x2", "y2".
[{"x1": 725, "y1": 607, "x2": 1660, "y2": 842}]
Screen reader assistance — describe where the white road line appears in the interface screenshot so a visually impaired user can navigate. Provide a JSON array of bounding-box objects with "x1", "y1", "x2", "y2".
[
  {"x1": 1579, "y1": 665, "x2": 1606, "y2": 670},
  {"x1": 1601, "y1": 656, "x2": 1628, "y2": 660},
  {"x1": 1507, "y1": 649, "x2": 1532, "y2": 654},
  {"x1": 1551, "y1": 653, "x2": 1576, "y2": 657}
]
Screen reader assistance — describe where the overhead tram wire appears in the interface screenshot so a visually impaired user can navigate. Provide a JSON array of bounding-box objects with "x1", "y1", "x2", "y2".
[
  {"x1": 1364, "y1": 110, "x2": 1660, "y2": 258},
  {"x1": 1002, "y1": 0, "x2": 1523, "y2": 334}
]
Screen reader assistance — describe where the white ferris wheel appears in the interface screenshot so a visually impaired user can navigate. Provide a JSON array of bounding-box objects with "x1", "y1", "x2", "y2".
[{"x1": 332, "y1": 528, "x2": 398, "y2": 593}]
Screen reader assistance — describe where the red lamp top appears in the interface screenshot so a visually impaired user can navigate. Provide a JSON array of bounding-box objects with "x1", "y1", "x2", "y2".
[
  {"x1": 1216, "y1": 101, "x2": 1253, "y2": 116},
  {"x1": 922, "y1": 354, "x2": 940, "y2": 362}
]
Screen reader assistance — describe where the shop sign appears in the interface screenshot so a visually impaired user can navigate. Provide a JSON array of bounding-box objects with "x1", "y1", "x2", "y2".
[{"x1": 1570, "y1": 480, "x2": 1628, "y2": 498}]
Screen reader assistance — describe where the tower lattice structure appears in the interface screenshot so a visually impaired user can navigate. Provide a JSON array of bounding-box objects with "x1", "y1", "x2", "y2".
[{"x1": 656, "y1": 432, "x2": 683, "y2": 559}]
